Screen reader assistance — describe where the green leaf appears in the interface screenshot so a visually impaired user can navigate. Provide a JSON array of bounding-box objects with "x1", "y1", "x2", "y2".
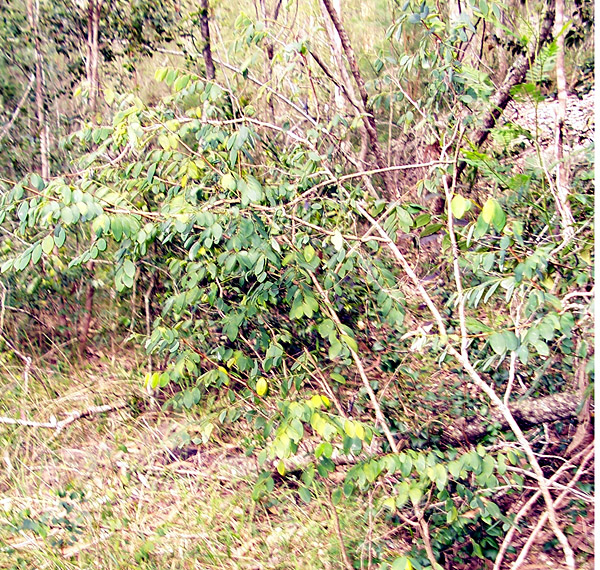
[
  {"x1": 30, "y1": 173, "x2": 44, "y2": 190},
  {"x1": 154, "y1": 67, "x2": 168, "y2": 82},
  {"x1": 331, "y1": 487, "x2": 342, "y2": 505},
  {"x1": 414, "y1": 213, "x2": 431, "y2": 227},
  {"x1": 396, "y1": 207, "x2": 413, "y2": 231},
  {"x1": 123, "y1": 259, "x2": 136, "y2": 279},
  {"x1": 489, "y1": 332, "x2": 506, "y2": 354},
  {"x1": 481, "y1": 198, "x2": 505, "y2": 230},
  {"x1": 420, "y1": 223, "x2": 444, "y2": 238},
  {"x1": 221, "y1": 173, "x2": 237, "y2": 191},
  {"x1": 61, "y1": 206, "x2": 74, "y2": 225},
  {"x1": 112, "y1": 217, "x2": 123, "y2": 241},
  {"x1": 304, "y1": 244, "x2": 316, "y2": 263},
  {"x1": 340, "y1": 334, "x2": 358, "y2": 352},
  {"x1": 451, "y1": 195, "x2": 470, "y2": 218},
  {"x1": 465, "y1": 317, "x2": 492, "y2": 333},
  {"x1": 298, "y1": 486, "x2": 312, "y2": 504},
  {"x1": 391, "y1": 556, "x2": 413, "y2": 570},
  {"x1": 503, "y1": 331, "x2": 519, "y2": 351},
  {"x1": 481, "y1": 198, "x2": 496, "y2": 223},
  {"x1": 241, "y1": 176, "x2": 263, "y2": 206},
  {"x1": 54, "y1": 227, "x2": 66, "y2": 248},
  {"x1": 318, "y1": 319, "x2": 334, "y2": 337},
  {"x1": 174, "y1": 74, "x2": 190, "y2": 92},
  {"x1": 41, "y1": 235, "x2": 54, "y2": 255},
  {"x1": 31, "y1": 243, "x2": 42, "y2": 265},
  {"x1": 486, "y1": 500, "x2": 502, "y2": 519},
  {"x1": 408, "y1": 486, "x2": 422, "y2": 506},
  {"x1": 330, "y1": 373, "x2": 346, "y2": 384}
]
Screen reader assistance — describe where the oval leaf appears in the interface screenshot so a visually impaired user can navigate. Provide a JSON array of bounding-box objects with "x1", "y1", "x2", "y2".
[{"x1": 256, "y1": 377, "x2": 268, "y2": 396}]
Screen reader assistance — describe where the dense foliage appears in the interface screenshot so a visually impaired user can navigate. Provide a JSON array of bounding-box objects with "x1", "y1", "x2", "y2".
[{"x1": 0, "y1": 0, "x2": 594, "y2": 568}]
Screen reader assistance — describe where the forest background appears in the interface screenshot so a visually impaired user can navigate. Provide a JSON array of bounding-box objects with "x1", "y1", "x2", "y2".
[{"x1": 0, "y1": 0, "x2": 594, "y2": 569}]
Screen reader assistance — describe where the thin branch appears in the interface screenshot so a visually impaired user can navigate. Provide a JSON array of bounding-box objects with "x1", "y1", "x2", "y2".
[
  {"x1": 0, "y1": 73, "x2": 35, "y2": 144},
  {"x1": 304, "y1": 266, "x2": 398, "y2": 453},
  {"x1": 416, "y1": 507, "x2": 442, "y2": 570}
]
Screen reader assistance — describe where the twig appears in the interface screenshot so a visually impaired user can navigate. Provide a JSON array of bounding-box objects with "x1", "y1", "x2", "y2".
[
  {"x1": 0, "y1": 73, "x2": 35, "y2": 144},
  {"x1": 0, "y1": 281, "x2": 6, "y2": 334},
  {"x1": 416, "y1": 506, "x2": 442, "y2": 569},
  {"x1": 504, "y1": 288, "x2": 526, "y2": 405},
  {"x1": 510, "y1": 445, "x2": 594, "y2": 570},
  {"x1": 302, "y1": 348, "x2": 349, "y2": 420}
]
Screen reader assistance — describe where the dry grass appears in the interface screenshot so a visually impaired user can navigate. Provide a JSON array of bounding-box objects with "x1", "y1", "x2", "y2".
[{"x1": 0, "y1": 354, "x2": 381, "y2": 570}]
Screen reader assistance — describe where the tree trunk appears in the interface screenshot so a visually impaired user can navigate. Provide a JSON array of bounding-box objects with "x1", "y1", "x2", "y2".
[
  {"x1": 87, "y1": 0, "x2": 102, "y2": 112},
  {"x1": 457, "y1": 0, "x2": 556, "y2": 177},
  {"x1": 199, "y1": 0, "x2": 215, "y2": 80},
  {"x1": 25, "y1": 0, "x2": 50, "y2": 179},
  {"x1": 320, "y1": 0, "x2": 395, "y2": 200}
]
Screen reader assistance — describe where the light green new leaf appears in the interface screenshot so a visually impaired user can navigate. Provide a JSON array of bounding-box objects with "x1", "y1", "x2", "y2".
[
  {"x1": 304, "y1": 244, "x2": 315, "y2": 262},
  {"x1": 489, "y1": 332, "x2": 506, "y2": 354},
  {"x1": 481, "y1": 198, "x2": 497, "y2": 223},
  {"x1": 256, "y1": 377, "x2": 268, "y2": 396},
  {"x1": 331, "y1": 230, "x2": 344, "y2": 251},
  {"x1": 41, "y1": 235, "x2": 54, "y2": 255},
  {"x1": 451, "y1": 195, "x2": 471, "y2": 218}
]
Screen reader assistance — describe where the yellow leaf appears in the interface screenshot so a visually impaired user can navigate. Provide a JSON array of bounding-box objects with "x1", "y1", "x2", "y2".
[{"x1": 256, "y1": 377, "x2": 268, "y2": 396}]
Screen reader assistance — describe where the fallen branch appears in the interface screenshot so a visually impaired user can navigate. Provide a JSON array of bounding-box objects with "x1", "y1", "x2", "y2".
[
  {"x1": 0, "y1": 402, "x2": 127, "y2": 434},
  {"x1": 445, "y1": 393, "x2": 582, "y2": 443},
  {"x1": 354, "y1": 191, "x2": 575, "y2": 569}
]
